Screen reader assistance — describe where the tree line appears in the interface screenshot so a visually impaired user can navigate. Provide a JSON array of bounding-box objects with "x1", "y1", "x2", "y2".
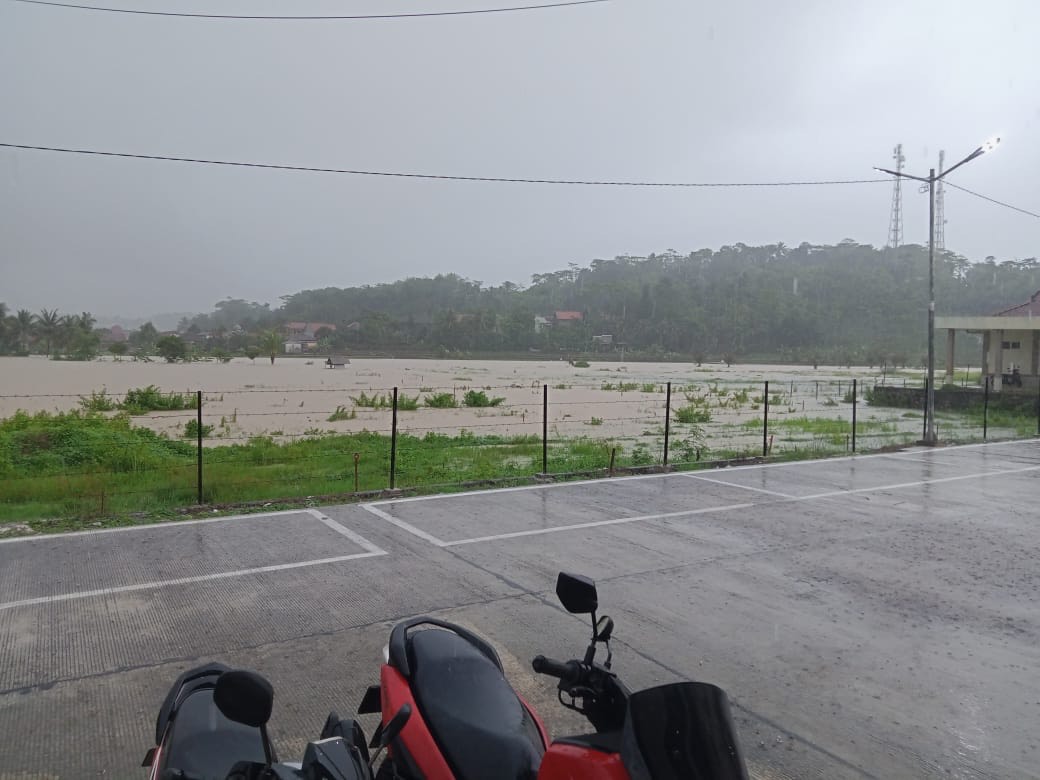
[{"x1": 5, "y1": 241, "x2": 1038, "y2": 365}]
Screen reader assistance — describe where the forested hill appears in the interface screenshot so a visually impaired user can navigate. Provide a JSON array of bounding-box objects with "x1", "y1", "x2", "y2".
[{"x1": 199, "y1": 242, "x2": 1040, "y2": 362}]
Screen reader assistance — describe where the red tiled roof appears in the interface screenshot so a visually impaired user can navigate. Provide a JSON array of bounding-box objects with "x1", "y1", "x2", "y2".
[
  {"x1": 554, "y1": 311, "x2": 583, "y2": 321},
  {"x1": 994, "y1": 290, "x2": 1040, "y2": 317}
]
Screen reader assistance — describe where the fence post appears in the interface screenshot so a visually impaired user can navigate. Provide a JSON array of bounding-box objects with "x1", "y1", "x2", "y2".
[
  {"x1": 851, "y1": 379, "x2": 857, "y2": 453},
  {"x1": 763, "y1": 381, "x2": 769, "y2": 457},
  {"x1": 196, "y1": 390, "x2": 203, "y2": 504},
  {"x1": 922, "y1": 378, "x2": 928, "y2": 441},
  {"x1": 983, "y1": 376, "x2": 989, "y2": 441},
  {"x1": 1036, "y1": 378, "x2": 1039, "y2": 437},
  {"x1": 542, "y1": 384, "x2": 548, "y2": 474},
  {"x1": 390, "y1": 387, "x2": 398, "y2": 489},
  {"x1": 663, "y1": 381, "x2": 672, "y2": 467}
]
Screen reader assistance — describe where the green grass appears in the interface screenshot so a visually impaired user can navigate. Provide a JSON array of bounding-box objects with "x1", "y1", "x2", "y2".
[
  {"x1": 674, "y1": 405, "x2": 711, "y2": 424},
  {"x1": 327, "y1": 405, "x2": 357, "y2": 422},
  {"x1": 462, "y1": 390, "x2": 504, "y2": 408},
  {"x1": 424, "y1": 392, "x2": 458, "y2": 409}
]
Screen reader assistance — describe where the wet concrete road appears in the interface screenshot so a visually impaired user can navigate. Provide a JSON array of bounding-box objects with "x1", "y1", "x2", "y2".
[{"x1": 1, "y1": 440, "x2": 1038, "y2": 778}]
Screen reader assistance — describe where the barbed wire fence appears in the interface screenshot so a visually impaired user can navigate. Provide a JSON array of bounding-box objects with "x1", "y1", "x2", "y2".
[{"x1": 1, "y1": 376, "x2": 1037, "y2": 521}]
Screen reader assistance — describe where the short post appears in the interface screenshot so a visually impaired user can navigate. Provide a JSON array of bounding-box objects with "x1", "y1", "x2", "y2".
[
  {"x1": 542, "y1": 384, "x2": 548, "y2": 474},
  {"x1": 663, "y1": 381, "x2": 672, "y2": 467},
  {"x1": 389, "y1": 387, "x2": 398, "y2": 489},
  {"x1": 763, "y1": 380, "x2": 769, "y2": 457},
  {"x1": 1036, "y1": 378, "x2": 1039, "y2": 437},
  {"x1": 983, "y1": 376, "x2": 989, "y2": 440},
  {"x1": 922, "y1": 379, "x2": 929, "y2": 441},
  {"x1": 353, "y1": 452, "x2": 360, "y2": 493},
  {"x1": 196, "y1": 390, "x2": 203, "y2": 504},
  {"x1": 851, "y1": 378, "x2": 857, "y2": 452},
  {"x1": 608, "y1": 447, "x2": 616, "y2": 476}
]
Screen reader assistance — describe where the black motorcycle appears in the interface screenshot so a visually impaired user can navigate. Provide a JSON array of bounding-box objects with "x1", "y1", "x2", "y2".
[{"x1": 143, "y1": 662, "x2": 410, "y2": 780}]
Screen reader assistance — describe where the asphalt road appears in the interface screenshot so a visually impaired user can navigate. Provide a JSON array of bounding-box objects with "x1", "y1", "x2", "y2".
[{"x1": 1, "y1": 439, "x2": 1038, "y2": 778}]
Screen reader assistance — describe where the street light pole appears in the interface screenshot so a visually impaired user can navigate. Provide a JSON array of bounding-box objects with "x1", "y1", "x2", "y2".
[
  {"x1": 874, "y1": 137, "x2": 1000, "y2": 445},
  {"x1": 926, "y1": 168, "x2": 936, "y2": 444}
]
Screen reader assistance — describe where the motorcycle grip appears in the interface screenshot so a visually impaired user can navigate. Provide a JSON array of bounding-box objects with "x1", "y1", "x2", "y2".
[{"x1": 532, "y1": 655, "x2": 579, "y2": 683}]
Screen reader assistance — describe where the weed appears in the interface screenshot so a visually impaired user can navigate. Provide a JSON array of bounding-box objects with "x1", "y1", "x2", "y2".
[
  {"x1": 122, "y1": 386, "x2": 197, "y2": 415},
  {"x1": 351, "y1": 391, "x2": 392, "y2": 409},
  {"x1": 424, "y1": 392, "x2": 458, "y2": 409},
  {"x1": 674, "y1": 405, "x2": 711, "y2": 424},
  {"x1": 463, "y1": 390, "x2": 504, "y2": 408},
  {"x1": 78, "y1": 389, "x2": 117, "y2": 412},
  {"x1": 587, "y1": 417, "x2": 604, "y2": 426},
  {"x1": 569, "y1": 360, "x2": 591, "y2": 368},
  {"x1": 327, "y1": 405, "x2": 357, "y2": 422},
  {"x1": 183, "y1": 419, "x2": 214, "y2": 439}
]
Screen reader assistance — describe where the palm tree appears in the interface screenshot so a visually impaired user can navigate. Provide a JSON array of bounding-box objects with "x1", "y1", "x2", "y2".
[
  {"x1": 37, "y1": 308, "x2": 60, "y2": 355},
  {"x1": 78, "y1": 312, "x2": 96, "y2": 332},
  {"x1": 13, "y1": 309, "x2": 35, "y2": 353},
  {"x1": 259, "y1": 330, "x2": 282, "y2": 365}
]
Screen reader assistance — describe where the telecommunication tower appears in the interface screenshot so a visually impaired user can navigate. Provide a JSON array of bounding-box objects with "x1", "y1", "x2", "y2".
[
  {"x1": 886, "y1": 144, "x2": 905, "y2": 248},
  {"x1": 934, "y1": 149, "x2": 946, "y2": 250}
]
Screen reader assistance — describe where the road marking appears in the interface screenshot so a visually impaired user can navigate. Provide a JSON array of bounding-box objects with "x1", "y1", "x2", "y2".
[
  {"x1": 360, "y1": 504, "x2": 448, "y2": 547},
  {"x1": 0, "y1": 550, "x2": 386, "y2": 612},
  {"x1": 0, "y1": 508, "x2": 309, "y2": 545},
  {"x1": 307, "y1": 509, "x2": 386, "y2": 555},
  {"x1": 441, "y1": 502, "x2": 757, "y2": 547},
  {"x1": 796, "y1": 463, "x2": 1040, "y2": 500},
  {"x1": 398, "y1": 460, "x2": 1040, "y2": 548},
  {"x1": 681, "y1": 473, "x2": 795, "y2": 498}
]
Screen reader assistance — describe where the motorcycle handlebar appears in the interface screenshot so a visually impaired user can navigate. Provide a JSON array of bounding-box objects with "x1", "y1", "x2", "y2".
[{"x1": 532, "y1": 655, "x2": 582, "y2": 684}]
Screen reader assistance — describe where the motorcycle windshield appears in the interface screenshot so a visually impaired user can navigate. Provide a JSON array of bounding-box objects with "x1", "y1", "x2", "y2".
[
  {"x1": 621, "y1": 681, "x2": 748, "y2": 780},
  {"x1": 160, "y1": 687, "x2": 267, "y2": 780}
]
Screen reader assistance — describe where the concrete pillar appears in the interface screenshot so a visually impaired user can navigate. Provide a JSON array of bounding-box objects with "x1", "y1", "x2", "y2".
[
  {"x1": 1032, "y1": 331, "x2": 1040, "y2": 377},
  {"x1": 982, "y1": 331, "x2": 990, "y2": 376},
  {"x1": 945, "y1": 330, "x2": 956, "y2": 381},
  {"x1": 995, "y1": 329, "x2": 1005, "y2": 377}
]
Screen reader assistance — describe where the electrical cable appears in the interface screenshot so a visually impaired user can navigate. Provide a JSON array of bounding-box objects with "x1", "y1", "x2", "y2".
[
  {"x1": 943, "y1": 180, "x2": 1040, "y2": 220},
  {"x1": 5, "y1": 0, "x2": 610, "y2": 20},
  {"x1": 0, "y1": 143, "x2": 891, "y2": 188}
]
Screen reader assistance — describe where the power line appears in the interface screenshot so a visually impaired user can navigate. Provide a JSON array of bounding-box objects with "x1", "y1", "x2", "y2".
[
  {"x1": 6, "y1": 0, "x2": 609, "y2": 20},
  {"x1": 0, "y1": 143, "x2": 890, "y2": 187},
  {"x1": 943, "y1": 180, "x2": 1040, "y2": 220}
]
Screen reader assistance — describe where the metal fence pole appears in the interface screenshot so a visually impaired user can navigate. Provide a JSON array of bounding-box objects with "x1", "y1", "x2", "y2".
[
  {"x1": 922, "y1": 378, "x2": 928, "y2": 441},
  {"x1": 196, "y1": 390, "x2": 203, "y2": 504},
  {"x1": 983, "y1": 376, "x2": 989, "y2": 441},
  {"x1": 851, "y1": 379, "x2": 857, "y2": 453},
  {"x1": 663, "y1": 381, "x2": 672, "y2": 467},
  {"x1": 763, "y1": 380, "x2": 769, "y2": 457},
  {"x1": 1036, "y1": 378, "x2": 1039, "y2": 437},
  {"x1": 390, "y1": 387, "x2": 398, "y2": 489},
  {"x1": 542, "y1": 384, "x2": 548, "y2": 474}
]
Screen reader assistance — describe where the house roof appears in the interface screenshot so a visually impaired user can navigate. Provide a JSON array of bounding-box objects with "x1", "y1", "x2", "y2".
[
  {"x1": 994, "y1": 290, "x2": 1040, "y2": 318},
  {"x1": 286, "y1": 322, "x2": 337, "y2": 332},
  {"x1": 554, "y1": 311, "x2": 583, "y2": 321}
]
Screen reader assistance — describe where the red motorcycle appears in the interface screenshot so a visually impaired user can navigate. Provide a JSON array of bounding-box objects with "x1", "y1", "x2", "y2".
[{"x1": 358, "y1": 571, "x2": 748, "y2": 779}]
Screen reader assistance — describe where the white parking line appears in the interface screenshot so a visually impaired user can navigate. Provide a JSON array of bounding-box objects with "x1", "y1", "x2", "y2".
[
  {"x1": 360, "y1": 504, "x2": 448, "y2": 547},
  {"x1": 681, "y1": 473, "x2": 795, "y2": 498},
  {"x1": 367, "y1": 459, "x2": 1040, "y2": 548},
  {"x1": 308, "y1": 510, "x2": 386, "y2": 555},
  {"x1": 0, "y1": 550, "x2": 386, "y2": 612}
]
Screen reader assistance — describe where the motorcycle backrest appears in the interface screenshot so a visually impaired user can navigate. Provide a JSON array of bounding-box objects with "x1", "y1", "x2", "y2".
[
  {"x1": 621, "y1": 681, "x2": 748, "y2": 780},
  {"x1": 556, "y1": 572, "x2": 598, "y2": 614},
  {"x1": 214, "y1": 670, "x2": 275, "y2": 728}
]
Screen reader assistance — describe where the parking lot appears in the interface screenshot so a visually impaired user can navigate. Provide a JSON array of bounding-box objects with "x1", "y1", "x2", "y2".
[{"x1": 1, "y1": 439, "x2": 1038, "y2": 778}]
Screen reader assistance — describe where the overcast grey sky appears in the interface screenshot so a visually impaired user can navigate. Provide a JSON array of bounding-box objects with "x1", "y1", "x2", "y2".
[{"x1": 2, "y1": 0, "x2": 1038, "y2": 318}]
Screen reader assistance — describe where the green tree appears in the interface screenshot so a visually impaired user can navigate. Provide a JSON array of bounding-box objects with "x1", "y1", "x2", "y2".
[
  {"x1": 130, "y1": 322, "x2": 159, "y2": 353},
  {"x1": 13, "y1": 309, "x2": 35, "y2": 353},
  {"x1": 259, "y1": 330, "x2": 282, "y2": 364},
  {"x1": 244, "y1": 346, "x2": 260, "y2": 363},
  {"x1": 109, "y1": 341, "x2": 128, "y2": 357},
  {"x1": 37, "y1": 308, "x2": 60, "y2": 355},
  {"x1": 156, "y1": 335, "x2": 187, "y2": 363}
]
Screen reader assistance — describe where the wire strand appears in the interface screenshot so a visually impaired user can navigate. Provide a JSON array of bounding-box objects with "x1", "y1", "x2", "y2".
[
  {"x1": 943, "y1": 181, "x2": 1040, "y2": 220},
  {"x1": 0, "y1": 143, "x2": 892, "y2": 188},
  {"x1": 6, "y1": 0, "x2": 610, "y2": 20}
]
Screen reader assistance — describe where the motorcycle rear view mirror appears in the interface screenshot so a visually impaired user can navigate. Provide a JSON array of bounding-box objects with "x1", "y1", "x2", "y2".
[
  {"x1": 595, "y1": 615, "x2": 614, "y2": 642},
  {"x1": 556, "y1": 572, "x2": 598, "y2": 615},
  {"x1": 214, "y1": 670, "x2": 274, "y2": 728}
]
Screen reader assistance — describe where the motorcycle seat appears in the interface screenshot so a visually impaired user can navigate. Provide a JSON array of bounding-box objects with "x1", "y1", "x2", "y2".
[{"x1": 407, "y1": 627, "x2": 543, "y2": 780}]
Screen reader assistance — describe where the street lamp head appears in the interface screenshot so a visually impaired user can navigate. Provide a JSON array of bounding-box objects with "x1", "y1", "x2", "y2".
[{"x1": 981, "y1": 136, "x2": 1001, "y2": 154}]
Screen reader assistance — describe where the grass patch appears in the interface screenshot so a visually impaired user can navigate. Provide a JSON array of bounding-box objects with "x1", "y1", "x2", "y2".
[
  {"x1": 327, "y1": 405, "x2": 357, "y2": 422},
  {"x1": 122, "y1": 386, "x2": 198, "y2": 415},
  {"x1": 462, "y1": 390, "x2": 504, "y2": 408},
  {"x1": 424, "y1": 392, "x2": 458, "y2": 409},
  {"x1": 183, "y1": 419, "x2": 214, "y2": 439},
  {"x1": 569, "y1": 360, "x2": 590, "y2": 368},
  {"x1": 674, "y1": 405, "x2": 711, "y2": 424}
]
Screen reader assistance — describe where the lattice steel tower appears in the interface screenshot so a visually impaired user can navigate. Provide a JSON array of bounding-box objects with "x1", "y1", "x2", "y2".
[
  {"x1": 934, "y1": 149, "x2": 946, "y2": 250},
  {"x1": 887, "y1": 144, "x2": 905, "y2": 247}
]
